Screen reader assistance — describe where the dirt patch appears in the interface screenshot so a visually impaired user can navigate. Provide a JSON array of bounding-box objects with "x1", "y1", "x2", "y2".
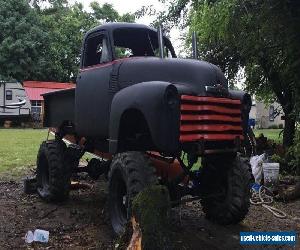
[
  {"x1": 0, "y1": 175, "x2": 113, "y2": 249},
  {"x1": 0, "y1": 173, "x2": 299, "y2": 249}
]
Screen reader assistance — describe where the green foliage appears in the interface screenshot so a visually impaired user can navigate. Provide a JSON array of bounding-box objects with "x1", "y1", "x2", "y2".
[
  {"x1": 268, "y1": 128, "x2": 300, "y2": 176},
  {"x1": 270, "y1": 154, "x2": 288, "y2": 175},
  {"x1": 119, "y1": 13, "x2": 135, "y2": 23},
  {"x1": 158, "y1": 0, "x2": 300, "y2": 147},
  {"x1": 90, "y1": 2, "x2": 135, "y2": 23},
  {"x1": 0, "y1": 0, "x2": 47, "y2": 81},
  {"x1": 288, "y1": 128, "x2": 300, "y2": 175},
  {"x1": 195, "y1": 0, "x2": 300, "y2": 147},
  {"x1": 90, "y1": 2, "x2": 119, "y2": 22},
  {"x1": 36, "y1": 1, "x2": 134, "y2": 82},
  {"x1": 0, "y1": 0, "x2": 135, "y2": 82},
  {"x1": 189, "y1": 0, "x2": 299, "y2": 103},
  {"x1": 37, "y1": 3, "x2": 96, "y2": 82}
]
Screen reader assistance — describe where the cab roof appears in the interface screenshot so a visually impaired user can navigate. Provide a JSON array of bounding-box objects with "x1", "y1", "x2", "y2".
[{"x1": 85, "y1": 22, "x2": 157, "y2": 37}]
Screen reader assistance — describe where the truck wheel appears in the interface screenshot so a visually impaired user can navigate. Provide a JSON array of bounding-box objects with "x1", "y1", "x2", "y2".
[
  {"x1": 108, "y1": 151, "x2": 158, "y2": 235},
  {"x1": 200, "y1": 154, "x2": 251, "y2": 225},
  {"x1": 36, "y1": 140, "x2": 71, "y2": 202}
]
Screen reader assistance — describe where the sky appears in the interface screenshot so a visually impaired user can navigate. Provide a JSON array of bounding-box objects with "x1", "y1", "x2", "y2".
[{"x1": 69, "y1": 0, "x2": 185, "y2": 54}]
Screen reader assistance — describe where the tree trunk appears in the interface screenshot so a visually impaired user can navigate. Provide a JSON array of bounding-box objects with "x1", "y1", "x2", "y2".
[
  {"x1": 258, "y1": 51, "x2": 296, "y2": 149},
  {"x1": 133, "y1": 185, "x2": 171, "y2": 250},
  {"x1": 282, "y1": 109, "x2": 296, "y2": 148},
  {"x1": 116, "y1": 185, "x2": 172, "y2": 249}
]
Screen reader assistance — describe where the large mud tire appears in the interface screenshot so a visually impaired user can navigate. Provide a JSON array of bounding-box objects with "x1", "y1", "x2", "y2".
[
  {"x1": 108, "y1": 151, "x2": 158, "y2": 235},
  {"x1": 200, "y1": 154, "x2": 251, "y2": 225},
  {"x1": 36, "y1": 140, "x2": 71, "y2": 202}
]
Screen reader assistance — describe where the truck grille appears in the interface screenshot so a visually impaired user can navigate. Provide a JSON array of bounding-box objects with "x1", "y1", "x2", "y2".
[{"x1": 180, "y1": 95, "x2": 244, "y2": 142}]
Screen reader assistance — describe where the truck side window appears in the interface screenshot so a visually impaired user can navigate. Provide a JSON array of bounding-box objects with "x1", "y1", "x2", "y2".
[
  {"x1": 6, "y1": 90, "x2": 12, "y2": 100},
  {"x1": 84, "y1": 34, "x2": 110, "y2": 67}
]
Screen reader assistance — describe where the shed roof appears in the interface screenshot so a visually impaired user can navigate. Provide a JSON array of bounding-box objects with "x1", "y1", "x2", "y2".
[
  {"x1": 23, "y1": 81, "x2": 75, "y2": 101},
  {"x1": 23, "y1": 81, "x2": 75, "y2": 89}
]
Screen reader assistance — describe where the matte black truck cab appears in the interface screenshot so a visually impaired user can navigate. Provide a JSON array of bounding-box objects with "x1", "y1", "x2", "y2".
[
  {"x1": 44, "y1": 22, "x2": 251, "y2": 156},
  {"x1": 38, "y1": 23, "x2": 253, "y2": 235}
]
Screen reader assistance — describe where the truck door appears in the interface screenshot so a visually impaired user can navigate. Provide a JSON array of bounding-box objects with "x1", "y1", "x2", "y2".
[{"x1": 76, "y1": 31, "x2": 113, "y2": 138}]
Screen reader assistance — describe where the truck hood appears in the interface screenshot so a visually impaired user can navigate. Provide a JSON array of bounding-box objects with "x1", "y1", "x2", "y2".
[{"x1": 117, "y1": 57, "x2": 228, "y2": 95}]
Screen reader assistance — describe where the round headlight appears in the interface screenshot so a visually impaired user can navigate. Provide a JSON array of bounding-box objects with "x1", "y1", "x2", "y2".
[{"x1": 164, "y1": 86, "x2": 179, "y2": 108}]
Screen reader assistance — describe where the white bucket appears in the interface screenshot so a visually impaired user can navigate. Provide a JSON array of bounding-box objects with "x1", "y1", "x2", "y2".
[{"x1": 263, "y1": 163, "x2": 280, "y2": 190}]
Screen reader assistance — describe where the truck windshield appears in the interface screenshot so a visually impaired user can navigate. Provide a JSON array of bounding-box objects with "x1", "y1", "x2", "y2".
[{"x1": 113, "y1": 28, "x2": 176, "y2": 59}]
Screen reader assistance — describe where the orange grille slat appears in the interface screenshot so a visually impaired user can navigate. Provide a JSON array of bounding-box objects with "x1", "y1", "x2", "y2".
[
  {"x1": 181, "y1": 95, "x2": 241, "y2": 105},
  {"x1": 180, "y1": 114, "x2": 242, "y2": 122},
  {"x1": 180, "y1": 124, "x2": 242, "y2": 132},
  {"x1": 180, "y1": 134, "x2": 244, "y2": 142},
  {"x1": 180, "y1": 104, "x2": 241, "y2": 114}
]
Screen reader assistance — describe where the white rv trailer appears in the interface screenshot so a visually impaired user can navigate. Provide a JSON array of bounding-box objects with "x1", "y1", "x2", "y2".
[{"x1": 0, "y1": 81, "x2": 31, "y2": 123}]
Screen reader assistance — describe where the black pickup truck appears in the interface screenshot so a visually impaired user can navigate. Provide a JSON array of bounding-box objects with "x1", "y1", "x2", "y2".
[{"x1": 37, "y1": 23, "x2": 252, "y2": 234}]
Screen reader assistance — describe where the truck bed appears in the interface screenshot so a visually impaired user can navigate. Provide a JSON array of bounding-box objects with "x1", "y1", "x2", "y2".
[{"x1": 43, "y1": 88, "x2": 75, "y2": 127}]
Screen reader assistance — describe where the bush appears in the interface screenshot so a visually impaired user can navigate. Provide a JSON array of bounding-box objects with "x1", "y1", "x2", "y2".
[
  {"x1": 287, "y1": 129, "x2": 300, "y2": 175},
  {"x1": 278, "y1": 124, "x2": 284, "y2": 129},
  {"x1": 268, "y1": 124, "x2": 279, "y2": 129},
  {"x1": 271, "y1": 154, "x2": 288, "y2": 174}
]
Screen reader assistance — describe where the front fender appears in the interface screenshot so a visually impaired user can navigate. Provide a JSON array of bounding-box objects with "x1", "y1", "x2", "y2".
[
  {"x1": 229, "y1": 90, "x2": 252, "y2": 133},
  {"x1": 109, "y1": 81, "x2": 180, "y2": 153}
]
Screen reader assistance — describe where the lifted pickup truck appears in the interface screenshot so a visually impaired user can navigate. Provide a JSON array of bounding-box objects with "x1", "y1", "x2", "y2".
[{"x1": 37, "y1": 23, "x2": 252, "y2": 234}]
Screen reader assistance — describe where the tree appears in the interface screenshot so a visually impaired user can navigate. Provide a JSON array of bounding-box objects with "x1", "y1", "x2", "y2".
[
  {"x1": 0, "y1": 0, "x2": 47, "y2": 81},
  {"x1": 90, "y1": 2, "x2": 119, "y2": 22},
  {"x1": 36, "y1": 2, "x2": 96, "y2": 82},
  {"x1": 158, "y1": 0, "x2": 300, "y2": 148},
  {"x1": 0, "y1": 0, "x2": 135, "y2": 82},
  {"x1": 90, "y1": 2, "x2": 135, "y2": 23},
  {"x1": 33, "y1": 1, "x2": 135, "y2": 82},
  {"x1": 26, "y1": 1, "x2": 135, "y2": 82}
]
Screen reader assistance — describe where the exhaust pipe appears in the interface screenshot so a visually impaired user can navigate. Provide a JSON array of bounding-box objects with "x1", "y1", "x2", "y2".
[
  {"x1": 192, "y1": 31, "x2": 198, "y2": 59},
  {"x1": 157, "y1": 25, "x2": 164, "y2": 58}
]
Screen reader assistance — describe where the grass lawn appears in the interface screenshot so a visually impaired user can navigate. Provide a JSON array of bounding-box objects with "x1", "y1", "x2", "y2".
[
  {"x1": 0, "y1": 128, "x2": 282, "y2": 178},
  {"x1": 254, "y1": 129, "x2": 283, "y2": 143},
  {"x1": 0, "y1": 128, "x2": 48, "y2": 177}
]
